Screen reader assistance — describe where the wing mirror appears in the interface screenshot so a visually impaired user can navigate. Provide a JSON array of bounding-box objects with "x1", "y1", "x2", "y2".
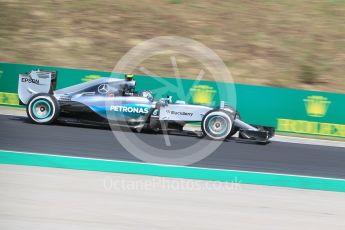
[{"x1": 158, "y1": 96, "x2": 172, "y2": 107}]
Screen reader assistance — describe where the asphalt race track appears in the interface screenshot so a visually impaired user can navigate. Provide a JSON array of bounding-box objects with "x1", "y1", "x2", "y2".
[{"x1": 1, "y1": 114, "x2": 345, "y2": 179}]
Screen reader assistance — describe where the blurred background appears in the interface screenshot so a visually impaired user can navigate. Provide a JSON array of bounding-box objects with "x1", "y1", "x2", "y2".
[{"x1": 0, "y1": 0, "x2": 344, "y2": 93}]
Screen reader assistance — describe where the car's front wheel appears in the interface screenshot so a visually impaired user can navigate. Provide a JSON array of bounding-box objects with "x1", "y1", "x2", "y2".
[
  {"x1": 26, "y1": 93, "x2": 60, "y2": 124},
  {"x1": 201, "y1": 110, "x2": 233, "y2": 140}
]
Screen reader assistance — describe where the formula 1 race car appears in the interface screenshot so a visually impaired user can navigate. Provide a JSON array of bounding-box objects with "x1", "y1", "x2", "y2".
[{"x1": 18, "y1": 70, "x2": 274, "y2": 143}]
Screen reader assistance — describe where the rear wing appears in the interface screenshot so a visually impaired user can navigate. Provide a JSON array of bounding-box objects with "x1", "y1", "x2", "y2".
[{"x1": 18, "y1": 70, "x2": 57, "y2": 105}]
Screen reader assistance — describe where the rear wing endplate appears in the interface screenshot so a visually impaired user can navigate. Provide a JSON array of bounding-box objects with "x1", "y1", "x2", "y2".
[{"x1": 18, "y1": 70, "x2": 57, "y2": 104}]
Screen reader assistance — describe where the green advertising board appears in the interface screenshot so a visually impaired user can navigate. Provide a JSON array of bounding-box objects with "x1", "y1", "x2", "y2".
[{"x1": 1, "y1": 62, "x2": 344, "y2": 138}]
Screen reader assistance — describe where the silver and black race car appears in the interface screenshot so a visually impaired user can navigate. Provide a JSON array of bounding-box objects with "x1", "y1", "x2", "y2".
[{"x1": 18, "y1": 70, "x2": 274, "y2": 143}]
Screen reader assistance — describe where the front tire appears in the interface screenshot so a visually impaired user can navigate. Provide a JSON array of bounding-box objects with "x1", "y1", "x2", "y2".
[
  {"x1": 26, "y1": 93, "x2": 59, "y2": 124},
  {"x1": 201, "y1": 110, "x2": 233, "y2": 140}
]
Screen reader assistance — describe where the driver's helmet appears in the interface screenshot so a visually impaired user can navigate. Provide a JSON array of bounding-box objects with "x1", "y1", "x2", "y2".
[{"x1": 125, "y1": 73, "x2": 134, "y2": 81}]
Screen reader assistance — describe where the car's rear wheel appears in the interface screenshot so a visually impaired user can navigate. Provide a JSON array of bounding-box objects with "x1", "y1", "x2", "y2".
[
  {"x1": 27, "y1": 93, "x2": 59, "y2": 124},
  {"x1": 201, "y1": 110, "x2": 233, "y2": 140}
]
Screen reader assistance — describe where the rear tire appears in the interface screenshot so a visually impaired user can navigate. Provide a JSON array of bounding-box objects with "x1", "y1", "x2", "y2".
[
  {"x1": 26, "y1": 93, "x2": 59, "y2": 124},
  {"x1": 201, "y1": 110, "x2": 233, "y2": 140}
]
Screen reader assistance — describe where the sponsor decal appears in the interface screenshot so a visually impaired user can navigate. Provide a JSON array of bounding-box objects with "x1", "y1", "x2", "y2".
[
  {"x1": 277, "y1": 119, "x2": 345, "y2": 138},
  {"x1": 304, "y1": 95, "x2": 331, "y2": 118},
  {"x1": 0, "y1": 92, "x2": 19, "y2": 105},
  {"x1": 110, "y1": 105, "x2": 149, "y2": 114},
  {"x1": 21, "y1": 77, "x2": 40, "y2": 85},
  {"x1": 82, "y1": 75, "x2": 102, "y2": 82},
  {"x1": 277, "y1": 95, "x2": 345, "y2": 138},
  {"x1": 190, "y1": 85, "x2": 216, "y2": 105},
  {"x1": 166, "y1": 110, "x2": 193, "y2": 117}
]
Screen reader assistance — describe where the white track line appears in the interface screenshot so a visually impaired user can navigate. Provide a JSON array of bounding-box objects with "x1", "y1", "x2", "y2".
[{"x1": 272, "y1": 135, "x2": 345, "y2": 148}]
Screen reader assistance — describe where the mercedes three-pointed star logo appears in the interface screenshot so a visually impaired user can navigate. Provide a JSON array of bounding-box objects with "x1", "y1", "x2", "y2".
[{"x1": 98, "y1": 84, "x2": 109, "y2": 94}]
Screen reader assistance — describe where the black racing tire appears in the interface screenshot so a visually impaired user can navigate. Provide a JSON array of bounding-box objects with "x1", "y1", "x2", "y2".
[
  {"x1": 201, "y1": 109, "x2": 234, "y2": 141},
  {"x1": 26, "y1": 93, "x2": 60, "y2": 124}
]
